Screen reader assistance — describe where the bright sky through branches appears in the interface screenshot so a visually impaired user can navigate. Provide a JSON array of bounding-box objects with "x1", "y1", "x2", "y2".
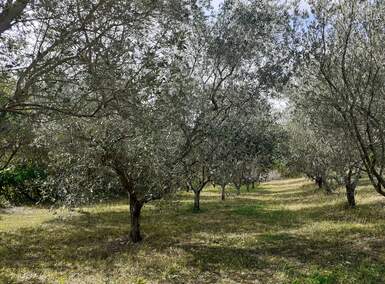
[
  {"x1": 211, "y1": 0, "x2": 223, "y2": 10},
  {"x1": 211, "y1": 0, "x2": 310, "y2": 12}
]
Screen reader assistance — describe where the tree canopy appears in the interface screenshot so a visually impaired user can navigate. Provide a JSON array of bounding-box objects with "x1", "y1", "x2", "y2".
[{"x1": 1, "y1": 0, "x2": 385, "y2": 243}]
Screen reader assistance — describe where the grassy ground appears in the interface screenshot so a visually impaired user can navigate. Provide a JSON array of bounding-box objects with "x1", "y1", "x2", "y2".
[{"x1": 1, "y1": 178, "x2": 385, "y2": 283}]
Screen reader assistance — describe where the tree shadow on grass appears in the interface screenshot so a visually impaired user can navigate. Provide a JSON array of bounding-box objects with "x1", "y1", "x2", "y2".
[
  {"x1": 178, "y1": 243, "x2": 270, "y2": 270},
  {"x1": 178, "y1": 232, "x2": 385, "y2": 283},
  {"x1": 1, "y1": 188, "x2": 385, "y2": 283},
  {"x1": 0, "y1": 202, "x2": 277, "y2": 275},
  {"x1": 0, "y1": 210, "x2": 139, "y2": 276},
  {"x1": 177, "y1": 197, "x2": 385, "y2": 281}
]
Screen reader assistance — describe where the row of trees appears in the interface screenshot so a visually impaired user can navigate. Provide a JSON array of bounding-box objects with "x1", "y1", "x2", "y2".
[
  {"x1": 287, "y1": 0, "x2": 385, "y2": 208},
  {"x1": 0, "y1": 0, "x2": 290, "y2": 242},
  {"x1": 3, "y1": 0, "x2": 384, "y2": 242},
  {"x1": 184, "y1": 102, "x2": 282, "y2": 210}
]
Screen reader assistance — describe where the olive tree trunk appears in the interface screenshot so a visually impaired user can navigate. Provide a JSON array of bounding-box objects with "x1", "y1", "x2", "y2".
[
  {"x1": 346, "y1": 184, "x2": 356, "y2": 208},
  {"x1": 344, "y1": 173, "x2": 357, "y2": 208},
  {"x1": 129, "y1": 194, "x2": 144, "y2": 243},
  {"x1": 193, "y1": 190, "x2": 201, "y2": 211},
  {"x1": 221, "y1": 184, "x2": 226, "y2": 201},
  {"x1": 315, "y1": 176, "x2": 323, "y2": 189}
]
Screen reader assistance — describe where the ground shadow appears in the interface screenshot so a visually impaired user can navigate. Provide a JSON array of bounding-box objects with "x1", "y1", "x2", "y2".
[{"x1": 1, "y1": 179, "x2": 385, "y2": 283}]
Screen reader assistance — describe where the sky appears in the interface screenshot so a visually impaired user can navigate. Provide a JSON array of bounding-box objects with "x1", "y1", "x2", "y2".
[{"x1": 211, "y1": 0, "x2": 223, "y2": 10}]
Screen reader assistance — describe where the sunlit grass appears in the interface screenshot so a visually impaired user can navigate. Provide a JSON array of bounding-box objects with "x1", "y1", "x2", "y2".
[
  {"x1": 1, "y1": 178, "x2": 385, "y2": 283},
  {"x1": 0, "y1": 208, "x2": 55, "y2": 231}
]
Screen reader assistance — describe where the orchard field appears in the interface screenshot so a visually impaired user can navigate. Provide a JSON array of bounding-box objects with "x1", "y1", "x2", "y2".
[
  {"x1": 2, "y1": 0, "x2": 385, "y2": 283},
  {"x1": 1, "y1": 178, "x2": 385, "y2": 284}
]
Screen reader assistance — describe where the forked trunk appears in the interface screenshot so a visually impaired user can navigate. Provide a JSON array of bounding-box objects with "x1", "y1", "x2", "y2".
[{"x1": 129, "y1": 194, "x2": 143, "y2": 243}]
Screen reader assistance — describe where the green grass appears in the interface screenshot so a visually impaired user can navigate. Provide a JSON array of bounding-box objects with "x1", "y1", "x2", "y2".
[{"x1": 1, "y1": 178, "x2": 385, "y2": 283}]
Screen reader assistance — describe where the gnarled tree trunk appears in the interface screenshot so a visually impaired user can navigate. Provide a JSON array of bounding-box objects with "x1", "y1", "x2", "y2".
[
  {"x1": 346, "y1": 184, "x2": 356, "y2": 208},
  {"x1": 344, "y1": 172, "x2": 357, "y2": 208},
  {"x1": 129, "y1": 194, "x2": 143, "y2": 243}
]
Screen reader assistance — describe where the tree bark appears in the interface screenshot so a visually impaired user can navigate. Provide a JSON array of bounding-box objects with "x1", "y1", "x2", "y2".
[
  {"x1": 221, "y1": 184, "x2": 226, "y2": 201},
  {"x1": 129, "y1": 194, "x2": 143, "y2": 243},
  {"x1": 315, "y1": 176, "x2": 323, "y2": 189},
  {"x1": 346, "y1": 184, "x2": 356, "y2": 208},
  {"x1": 193, "y1": 190, "x2": 200, "y2": 211},
  {"x1": 344, "y1": 173, "x2": 357, "y2": 208}
]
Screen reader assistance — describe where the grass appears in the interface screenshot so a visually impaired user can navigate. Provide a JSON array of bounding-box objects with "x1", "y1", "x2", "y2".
[{"x1": 1, "y1": 178, "x2": 385, "y2": 283}]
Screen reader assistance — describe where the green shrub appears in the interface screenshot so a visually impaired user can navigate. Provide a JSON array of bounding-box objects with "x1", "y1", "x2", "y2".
[{"x1": 0, "y1": 164, "x2": 47, "y2": 205}]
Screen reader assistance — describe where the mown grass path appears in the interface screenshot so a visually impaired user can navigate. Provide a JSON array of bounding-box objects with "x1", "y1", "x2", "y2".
[{"x1": 1, "y1": 178, "x2": 385, "y2": 283}]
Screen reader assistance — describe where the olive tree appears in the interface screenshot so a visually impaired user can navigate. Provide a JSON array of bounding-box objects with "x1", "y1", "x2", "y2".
[
  {"x1": 1, "y1": 0, "x2": 137, "y2": 115},
  {"x1": 296, "y1": 0, "x2": 385, "y2": 197},
  {"x1": 1, "y1": 0, "x2": 176, "y2": 176},
  {"x1": 10, "y1": 0, "x2": 292, "y2": 242},
  {"x1": 32, "y1": 0, "x2": 202, "y2": 242},
  {"x1": 180, "y1": 0, "x2": 293, "y2": 207},
  {"x1": 287, "y1": 114, "x2": 331, "y2": 191},
  {"x1": 286, "y1": 109, "x2": 363, "y2": 207}
]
